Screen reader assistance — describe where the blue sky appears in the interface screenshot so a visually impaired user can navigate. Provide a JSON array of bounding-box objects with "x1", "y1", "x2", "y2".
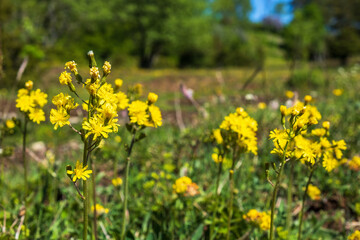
[{"x1": 250, "y1": 0, "x2": 293, "y2": 24}]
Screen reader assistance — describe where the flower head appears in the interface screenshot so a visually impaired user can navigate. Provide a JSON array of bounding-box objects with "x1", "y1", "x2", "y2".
[
  {"x1": 112, "y1": 177, "x2": 123, "y2": 187},
  {"x1": 307, "y1": 184, "x2": 321, "y2": 200},
  {"x1": 25, "y1": 80, "x2": 33, "y2": 90},
  {"x1": 147, "y1": 92, "x2": 158, "y2": 104},
  {"x1": 102, "y1": 61, "x2": 111, "y2": 75},
  {"x1": 65, "y1": 61, "x2": 78, "y2": 74},
  {"x1": 59, "y1": 71, "x2": 72, "y2": 85},
  {"x1": 66, "y1": 160, "x2": 92, "y2": 182},
  {"x1": 50, "y1": 108, "x2": 70, "y2": 130},
  {"x1": 128, "y1": 100, "x2": 149, "y2": 126}
]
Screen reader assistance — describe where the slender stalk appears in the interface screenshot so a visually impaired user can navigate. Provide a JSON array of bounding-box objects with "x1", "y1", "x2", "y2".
[
  {"x1": 83, "y1": 139, "x2": 89, "y2": 240},
  {"x1": 226, "y1": 170, "x2": 234, "y2": 240},
  {"x1": 210, "y1": 160, "x2": 223, "y2": 239},
  {"x1": 226, "y1": 148, "x2": 237, "y2": 240},
  {"x1": 121, "y1": 133, "x2": 136, "y2": 240},
  {"x1": 92, "y1": 160, "x2": 98, "y2": 240},
  {"x1": 269, "y1": 141, "x2": 289, "y2": 240},
  {"x1": 297, "y1": 167, "x2": 315, "y2": 240},
  {"x1": 286, "y1": 161, "x2": 294, "y2": 231},
  {"x1": 22, "y1": 115, "x2": 28, "y2": 238}
]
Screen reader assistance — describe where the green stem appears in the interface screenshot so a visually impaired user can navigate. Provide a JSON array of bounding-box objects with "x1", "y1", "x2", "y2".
[
  {"x1": 92, "y1": 160, "x2": 98, "y2": 240},
  {"x1": 121, "y1": 133, "x2": 136, "y2": 240},
  {"x1": 226, "y1": 170, "x2": 234, "y2": 240},
  {"x1": 286, "y1": 161, "x2": 294, "y2": 231},
  {"x1": 210, "y1": 161, "x2": 223, "y2": 239},
  {"x1": 269, "y1": 141, "x2": 289, "y2": 240},
  {"x1": 22, "y1": 115, "x2": 28, "y2": 238},
  {"x1": 83, "y1": 139, "x2": 89, "y2": 240},
  {"x1": 226, "y1": 149, "x2": 237, "y2": 240},
  {"x1": 297, "y1": 168, "x2": 315, "y2": 240}
]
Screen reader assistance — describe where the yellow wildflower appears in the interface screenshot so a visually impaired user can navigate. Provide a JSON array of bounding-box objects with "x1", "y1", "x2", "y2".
[
  {"x1": 59, "y1": 71, "x2": 72, "y2": 85},
  {"x1": 304, "y1": 95, "x2": 312, "y2": 103},
  {"x1": 66, "y1": 160, "x2": 92, "y2": 182},
  {"x1": 307, "y1": 184, "x2": 321, "y2": 200},
  {"x1": 333, "y1": 89, "x2": 343, "y2": 96},
  {"x1": 322, "y1": 121, "x2": 330, "y2": 130},
  {"x1": 17, "y1": 89, "x2": 28, "y2": 97},
  {"x1": 258, "y1": 102, "x2": 267, "y2": 109},
  {"x1": 213, "y1": 129, "x2": 223, "y2": 144},
  {"x1": 116, "y1": 91, "x2": 129, "y2": 110},
  {"x1": 114, "y1": 78, "x2": 123, "y2": 88},
  {"x1": 30, "y1": 89, "x2": 48, "y2": 107},
  {"x1": 90, "y1": 67, "x2": 99, "y2": 79},
  {"x1": 102, "y1": 61, "x2": 111, "y2": 75},
  {"x1": 16, "y1": 95, "x2": 34, "y2": 112},
  {"x1": 50, "y1": 108, "x2": 70, "y2": 130},
  {"x1": 25, "y1": 80, "x2": 33, "y2": 90},
  {"x1": 243, "y1": 209, "x2": 270, "y2": 231},
  {"x1": 348, "y1": 156, "x2": 360, "y2": 171},
  {"x1": 82, "y1": 115, "x2": 113, "y2": 140},
  {"x1": 285, "y1": 90, "x2": 294, "y2": 99},
  {"x1": 52, "y1": 93, "x2": 78, "y2": 111},
  {"x1": 147, "y1": 92, "x2": 158, "y2": 104},
  {"x1": 348, "y1": 230, "x2": 360, "y2": 240},
  {"x1": 173, "y1": 176, "x2": 192, "y2": 194},
  {"x1": 112, "y1": 177, "x2": 123, "y2": 187},
  {"x1": 5, "y1": 119, "x2": 15, "y2": 129},
  {"x1": 128, "y1": 100, "x2": 149, "y2": 126},
  {"x1": 212, "y1": 153, "x2": 223, "y2": 163},
  {"x1": 65, "y1": 61, "x2": 78, "y2": 74},
  {"x1": 92, "y1": 204, "x2": 109, "y2": 215},
  {"x1": 219, "y1": 108, "x2": 258, "y2": 155},
  {"x1": 29, "y1": 108, "x2": 45, "y2": 124},
  {"x1": 146, "y1": 105, "x2": 162, "y2": 128}
]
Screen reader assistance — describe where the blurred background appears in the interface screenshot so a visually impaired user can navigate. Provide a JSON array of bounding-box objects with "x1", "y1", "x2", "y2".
[{"x1": 1, "y1": 0, "x2": 360, "y2": 86}]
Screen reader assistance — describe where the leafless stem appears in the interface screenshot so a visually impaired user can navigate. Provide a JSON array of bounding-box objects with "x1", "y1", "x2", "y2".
[
  {"x1": 69, "y1": 123, "x2": 82, "y2": 135},
  {"x1": 14, "y1": 215, "x2": 24, "y2": 240}
]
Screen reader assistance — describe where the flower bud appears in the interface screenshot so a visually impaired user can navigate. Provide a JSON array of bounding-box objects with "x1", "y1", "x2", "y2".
[
  {"x1": 59, "y1": 72, "x2": 72, "y2": 85},
  {"x1": 102, "y1": 61, "x2": 111, "y2": 75},
  {"x1": 65, "y1": 61, "x2": 78, "y2": 74},
  {"x1": 304, "y1": 95, "x2": 312, "y2": 104},
  {"x1": 236, "y1": 107, "x2": 245, "y2": 115},
  {"x1": 280, "y1": 105, "x2": 287, "y2": 116},
  {"x1": 90, "y1": 67, "x2": 99, "y2": 80},
  {"x1": 115, "y1": 79, "x2": 123, "y2": 88},
  {"x1": 322, "y1": 121, "x2": 330, "y2": 130},
  {"x1": 25, "y1": 80, "x2": 33, "y2": 90},
  {"x1": 147, "y1": 92, "x2": 158, "y2": 104}
]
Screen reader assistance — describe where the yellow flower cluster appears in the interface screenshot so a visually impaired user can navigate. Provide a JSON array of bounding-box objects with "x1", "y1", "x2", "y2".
[
  {"x1": 307, "y1": 184, "x2": 321, "y2": 200},
  {"x1": 243, "y1": 209, "x2": 271, "y2": 231},
  {"x1": 172, "y1": 176, "x2": 199, "y2": 196},
  {"x1": 218, "y1": 107, "x2": 258, "y2": 155},
  {"x1": 348, "y1": 230, "x2": 360, "y2": 240},
  {"x1": 16, "y1": 80, "x2": 48, "y2": 124},
  {"x1": 91, "y1": 203, "x2": 109, "y2": 215},
  {"x1": 127, "y1": 92, "x2": 162, "y2": 128},
  {"x1": 270, "y1": 97, "x2": 346, "y2": 172},
  {"x1": 50, "y1": 93, "x2": 78, "y2": 130}
]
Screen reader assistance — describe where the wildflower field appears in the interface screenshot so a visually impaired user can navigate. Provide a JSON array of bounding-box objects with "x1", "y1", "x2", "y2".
[{"x1": 0, "y1": 52, "x2": 360, "y2": 240}]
